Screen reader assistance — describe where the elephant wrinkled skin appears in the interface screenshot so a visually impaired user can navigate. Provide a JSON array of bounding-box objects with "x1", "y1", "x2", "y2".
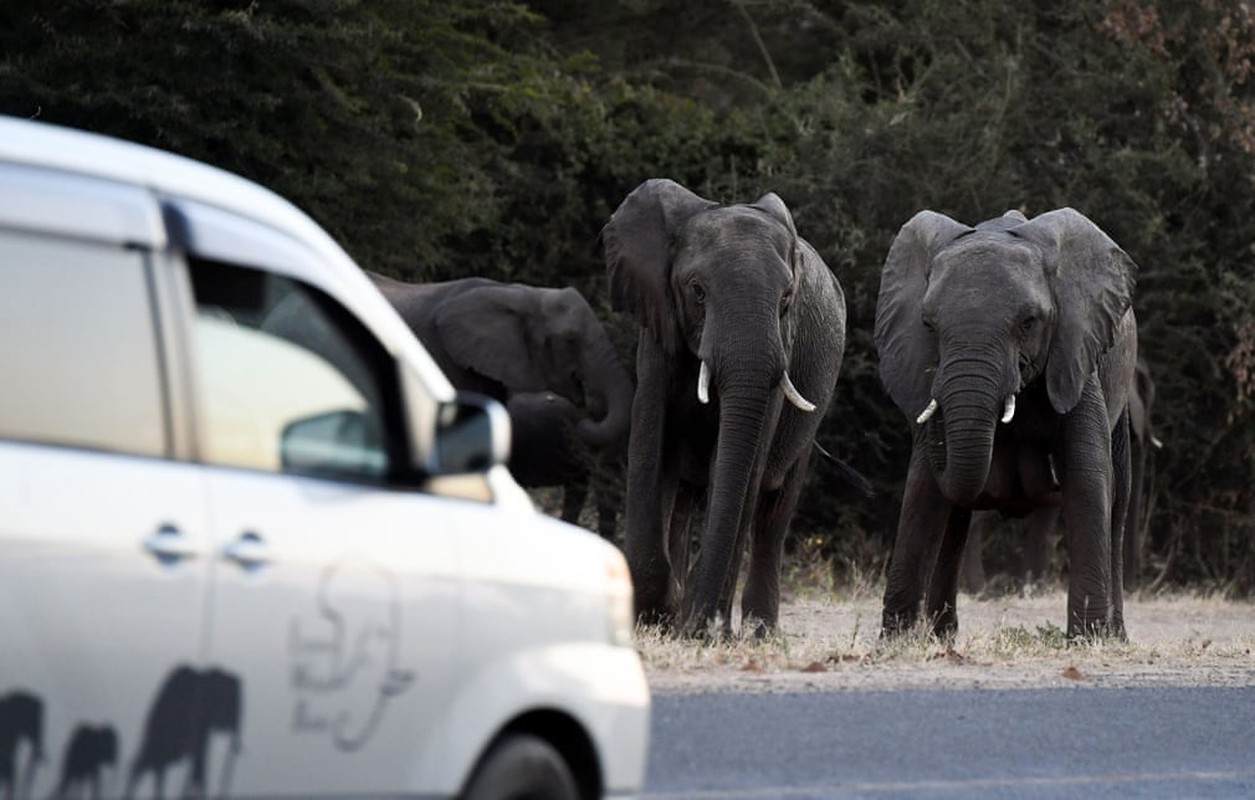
[
  {"x1": 602, "y1": 178, "x2": 849, "y2": 638},
  {"x1": 875, "y1": 208, "x2": 1139, "y2": 640}
]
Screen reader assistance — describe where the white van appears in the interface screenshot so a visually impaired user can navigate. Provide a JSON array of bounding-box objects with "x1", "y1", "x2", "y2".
[{"x1": 0, "y1": 115, "x2": 648, "y2": 800}]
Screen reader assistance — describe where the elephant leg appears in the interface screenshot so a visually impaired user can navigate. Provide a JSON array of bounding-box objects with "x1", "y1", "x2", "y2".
[
  {"x1": 1060, "y1": 380, "x2": 1116, "y2": 639},
  {"x1": 669, "y1": 482, "x2": 700, "y2": 606},
  {"x1": 1123, "y1": 431, "x2": 1146, "y2": 591},
  {"x1": 958, "y1": 511, "x2": 991, "y2": 594},
  {"x1": 1108, "y1": 410, "x2": 1132, "y2": 638},
  {"x1": 559, "y1": 474, "x2": 589, "y2": 527},
  {"x1": 741, "y1": 460, "x2": 808, "y2": 637},
  {"x1": 1022, "y1": 507, "x2": 1060, "y2": 585},
  {"x1": 883, "y1": 445, "x2": 953, "y2": 637},
  {"x1": 595, "y1": 491, "x2": 618, "y2": 543},
  {"x1": 623, "y1": 342, "x2": 678, "y2": 623},
  {"x1": 926, "y1": 505, "x2": 972, "y2": 639}
]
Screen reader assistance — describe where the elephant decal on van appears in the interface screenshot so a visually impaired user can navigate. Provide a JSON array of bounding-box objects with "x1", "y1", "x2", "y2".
[
  {"x1": 289, "y1": 557, "x2": 415, "y2": 752},
  {"x1": 0, "y1": 691, "x2": 43, "y2": 800},
  {"x1": 125, "y1": 666, "x2": 242, "y2": 799}
]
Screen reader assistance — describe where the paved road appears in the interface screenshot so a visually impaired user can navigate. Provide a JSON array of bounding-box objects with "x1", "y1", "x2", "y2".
[{"x1": 644, "y1": 687, "x2": 1255, "y2": 798}]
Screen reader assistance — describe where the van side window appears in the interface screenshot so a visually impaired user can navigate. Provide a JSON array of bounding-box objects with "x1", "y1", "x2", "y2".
[
  {"x1": 188, "y1": 259, "x2": 403, "y2": 482},
  {"x1": 0, "y1": 229, "x2": 166, "y2": 456}
]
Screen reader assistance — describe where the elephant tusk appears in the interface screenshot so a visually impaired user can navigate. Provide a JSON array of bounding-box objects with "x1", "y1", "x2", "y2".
[
  {"x1": 916, "y1": 398, "x2": 938, "y2": 425},
  {"x1": 1150, "y1": 434, "x2": 1164, "y2": 449},
  {"x1": 1001, "y1": 394, "x2": 1016, "y2": 424},
  {"x1": 698, "y1": 360, "x2": 711, "y2": 405},
  {"x1": 780, "y1": 372, "x2": 816, "y2": 413}
]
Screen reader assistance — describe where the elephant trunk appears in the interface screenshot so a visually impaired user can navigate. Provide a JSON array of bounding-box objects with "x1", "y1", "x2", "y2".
[
  {"x1": 931, "y1": 365, "x2": 1002, "y2": 506},
  {"x1": 575, "y1": 332, "x2": 634, "y2": 448},
  {"x1": 683, "y1": 310, "x2": 782, "y2": 634},
  {"x1": 685, "y1": 387, "x2": 771, "y2": 631}
]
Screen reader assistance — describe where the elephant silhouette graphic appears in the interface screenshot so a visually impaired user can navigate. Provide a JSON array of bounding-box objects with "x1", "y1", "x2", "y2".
[
  {"x1": 126, "y1": 666, "x2": 242, "y2": 799},
  {"x1": 55, "y1": 724, "x2": 117, "y2": 800},
  {"x1": 0, "y1": 691, "x2": 44, "y2": 800}
]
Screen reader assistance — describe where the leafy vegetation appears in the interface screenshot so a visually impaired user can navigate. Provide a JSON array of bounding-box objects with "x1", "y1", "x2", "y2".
[{"x1": 4, "y1": 0, "x2": 1252, "y2": 592}]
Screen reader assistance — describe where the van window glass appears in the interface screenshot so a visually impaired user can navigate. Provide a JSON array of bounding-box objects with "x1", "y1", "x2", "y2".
[
  {"x1": 188, "y1": 259, "x2": 398, "y2": 481},
  {"x1": 0, "y1": 229, "x2": 166, "y2": 456}
]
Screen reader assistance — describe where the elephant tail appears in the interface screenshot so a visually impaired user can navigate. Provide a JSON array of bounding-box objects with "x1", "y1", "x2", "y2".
[{"x1": 813, "y1": 442, "x2": 875, "y2": 498}]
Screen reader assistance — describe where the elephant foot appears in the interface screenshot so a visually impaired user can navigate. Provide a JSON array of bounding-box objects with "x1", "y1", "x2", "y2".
[
  {"x1": 634, "y1": 578, "x2": 681, "y2": 629},
  {"x1": 879, "y1": 606, "x2": 921, "y2": 639},
  {"x1": 929, "y1": 606, "x2": 959, "y2": 641},
  {"x1": 679, "y1": 608, "x2": 731, "y2": 642},
  {"x1": 741, "y1": 613, "x2": 777, "y2": 641},
  {"x1": 635, "y1": 607, "x2": 676, "y2": 631},
  {"x1": 1065, "y1": 614, "x2": 1123, "y2": 642}
]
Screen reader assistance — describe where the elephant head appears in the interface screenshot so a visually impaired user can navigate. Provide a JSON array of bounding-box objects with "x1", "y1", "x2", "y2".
[
  {"x1": 875, "y1": 208, "x2": 1137, "y2": 505},
  {"x1": 375, "y1": 275, "x2": 634, "y2": 449},
  {"x1": 605, "y1": 180, "x2": 817, "y2": 414},
  {"x1": 603, "y1": 178, "x2": 844, "y2": 634}
]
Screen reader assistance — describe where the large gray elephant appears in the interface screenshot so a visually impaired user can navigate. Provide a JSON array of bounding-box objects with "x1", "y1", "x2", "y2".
[
  {"x1": 958, "y1": 358, "x2": 1160, "y2": 594},
  {"x1": 602, "y1": 178, "x2": 848, "y2": 637},
  {"x1": 506, "y1": 391, "x2": 625, "y2": 540},
  {"x1": 371, "y1": 276, "x2": 634, "y2": 452},
  {"x1": 875, "y1": 208, "x2": 1138, "y2": 640}
]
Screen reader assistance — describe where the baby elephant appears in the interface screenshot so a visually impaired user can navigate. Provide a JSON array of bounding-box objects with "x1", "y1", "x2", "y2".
[{"x1": 56, "y1": 724, "x2": 118, "y2": 800}]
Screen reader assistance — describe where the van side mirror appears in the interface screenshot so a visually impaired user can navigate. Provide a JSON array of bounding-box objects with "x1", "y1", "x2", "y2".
[
  {"x1": 432, "y1": 392, "x2": 511, "y2": 475},
  {"x1": 279, "y1": 409, "x2": 387, "y2": 479}
]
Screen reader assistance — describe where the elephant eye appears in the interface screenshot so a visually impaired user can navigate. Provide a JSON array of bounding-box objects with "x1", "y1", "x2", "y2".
[
  {"x1": 1019, "y1": 315, "x2": 1038, "y2": 335},
  {"x1": 780, "y1": 288, "x2": 792, "y2": 316},
  {"x1": 690, "y1": 281, "x2": 706, "y2": 304}
]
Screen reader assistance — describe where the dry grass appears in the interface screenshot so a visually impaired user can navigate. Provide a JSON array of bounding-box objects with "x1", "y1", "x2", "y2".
[{"x1": 637, "y1": 566, "x2": 1255, "y2": 694}]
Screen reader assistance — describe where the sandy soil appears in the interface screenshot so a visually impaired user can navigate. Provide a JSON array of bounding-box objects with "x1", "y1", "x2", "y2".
[{"x1": 638, "y1": 589, "x2": 1255, "y2": 694}]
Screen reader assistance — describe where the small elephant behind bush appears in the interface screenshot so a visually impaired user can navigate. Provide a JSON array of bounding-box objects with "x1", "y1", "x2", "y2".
[{"x1": 372, "y1": 274, "x2": 635, "y2": 535}]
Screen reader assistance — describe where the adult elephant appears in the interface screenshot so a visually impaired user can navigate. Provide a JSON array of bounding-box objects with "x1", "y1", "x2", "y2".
[
  {"x1": 371, "y1": 275, "x2": 634, "y2": 453},
  {"x1": 127, "y1": 666, "x2": 242, "y2": 799},
  {"x1": 958, "y1": 358, "x2": 1160, "y2": 594},
  {"x1": 876, "y1": 208, "x2": 1138, "y2": 640},
  {"x1": 0, "y1": 691, "x2": 43, "y2": 800},
  {"x1": 602, "y1": 178, "x2": 848, "y2": 638},
  {"x1": 506, "y1": 392, "x2": 625, "y2": 541}
]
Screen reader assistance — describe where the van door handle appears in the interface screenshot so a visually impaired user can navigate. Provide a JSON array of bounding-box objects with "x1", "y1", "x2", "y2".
[
  {"x1": 221, "y1": 531, "x2": 271, "y2": 571},
  {"x1": 143, "y1": 523, "x2": 199, "y2": 565}
]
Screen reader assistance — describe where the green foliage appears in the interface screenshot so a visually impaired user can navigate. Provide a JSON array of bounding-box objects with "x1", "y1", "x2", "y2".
[{"x1": 3, "y1": 0, "x2": 1252, "y2": 590}]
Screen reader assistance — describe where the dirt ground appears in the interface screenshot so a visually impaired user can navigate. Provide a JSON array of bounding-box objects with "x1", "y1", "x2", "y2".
[{"x1": 637, "y1": 589, "x2": 1255, "y2": 694}]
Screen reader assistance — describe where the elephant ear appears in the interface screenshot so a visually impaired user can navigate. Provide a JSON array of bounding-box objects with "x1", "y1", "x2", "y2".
[
  {"x1": 433, "y1": 284, "x2": 547, "y2": 392},
  {"x1": 1016, "y1": 208, "x2": 1138, "y2": 414},
  {"x1": 874, "y1": 210, "x2": 972, "y2": 420},
  {"x1": 752, "y1": 191, "x2": 805, "y2": 296},
  {"x1": 601, "y1": 178, "x2": 717, "y2": 355}
]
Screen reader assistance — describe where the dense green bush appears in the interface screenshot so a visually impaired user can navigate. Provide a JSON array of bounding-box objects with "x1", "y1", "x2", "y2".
[{"x1": 3, "y1": 0, "x2": 1251, "y2": 592}]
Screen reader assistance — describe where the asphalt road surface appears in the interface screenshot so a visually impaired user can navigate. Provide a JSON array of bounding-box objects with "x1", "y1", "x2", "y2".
[{"x1": 644, "y1": 687, "x2": 1255, "y2": 798}]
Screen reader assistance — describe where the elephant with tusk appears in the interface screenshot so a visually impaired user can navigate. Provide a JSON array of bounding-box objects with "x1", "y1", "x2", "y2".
[
  {"x1": 875, "y1": 207, "x2": 1139, "y2": 641},
  {"x1": 602, "y1": 178, "x2": 852, "y2": 638}
]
